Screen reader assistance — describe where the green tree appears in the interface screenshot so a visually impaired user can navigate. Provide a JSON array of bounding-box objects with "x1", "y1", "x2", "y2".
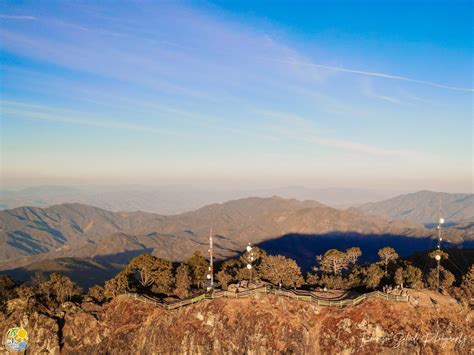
[
  {"x1": 216, "y1": 259, "x2": 242, "y2": 289},
  {"x1": 128, "y1": 254, "x2": 158, "y2": 288},
  {"x1": 404, "y1": 265, "x2": 423, "y2": 289},
  {"x1": 364, "y1": 264, "x2": 384, "y2": 290},
  {"x1": 394, "y1": 267, "x2": 405, "y2": 287},
  {"x1": 317, "y1": 249, "x2": 348, "y2": 276},
  {"x1": 306, "y1": 271, "x2": 320, "y2": 287},
  {"x1": 33, "y1": 273, "x2": 82, "y2": 307},
  {"x1": 150, "y1": 258, "x2": 174, "y2": 295},
  {"x1": 378, "y1": 247, "x2": 399, "y2": 275},
  {"x1": 427, "y1": 266, "x2": 455, "y2": 291},
  {"x1": 87, "y1": 285, "x2": 105, "y2": 304},
  {"x1": 46, "y1": 273, "x2": 82, "y2": 304},
  {"x1": 16, "y1": 284, "x2": 35, "y2": 303},
  {"x1": 259, "y1": 255, "x2": 304, "y2": 288},
  {"x1": 320, "y1": 274, "x2": 344, "y2": 289},
  {"x1": 186, "y1": 251, "x2": 209, "y2": 289},
  {"x1": 32, "y1": 273, "x2": 51, "y2": 305},
  {"x1": 461, "y1": 264, "x2": 474, "y2": 294},
  {"x1": 104, "y1": 270, "x2": 132, "y2": 298},
  {"x1": 128, "y1": 254, "x2": 174, "y2": 294},
  {"x1": 346, "y1": 247, "x2": 362, "y2": 266},
  {"x1": 0, "y1": 275, "x2": 17, "y2": 307},
  {"x1": 346, "y1": 266, "x2": 364, "y2": 289},
  {"x1": 174, "y1": 264, "x2": 192, "y2": 299}
]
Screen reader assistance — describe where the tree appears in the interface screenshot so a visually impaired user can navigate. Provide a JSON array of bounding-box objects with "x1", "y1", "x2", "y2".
[
  {"x1": 394, "y1": 267, "x2": 404, "y2": 288},
  {"x1": 235, "y1": 266, "x2": 255, "y2": 282},
  {"x1": 46, "y1": 273, "x2": 82, "y2": 304},
  {"x1": 104, "y1": 270, "x2": 132, "y2": 298},
  {"x1": 378, "y1": 247, "x2": 399, "y2": 275},
  {"x1": 32, "y1": 273, "x2": 51, "y2": 305},
  {"x1": 404, "y1": 265, "x2": 423, "y2": 289},
  {"x1": 149, "y1": 258, "x2": 174, "y2": 295},
  {"x1": 0, "y1": 275, "x2": 17, "y2": 306},
  {"x1": 346, "y1": 247, "x2": 362, "y2": 266},
  {"x1": 320, "y1": 274, "x2": 344, "y2": 289},
  {"x1": 440, "y1": 268, "x2": 456, "y2": 290},
  {"x1": 346, "y1": 266, "x2": 364, "y2": 289},
  {"x1": 259, "y1": 255, "x2": 304, "y2": 288},
  {"x1": 186, "y1": 251, "x2": 209, "y2": 289},
  {"x1": 128, "y1": 254, "x2": 158, "y2": 288},
  {"x1": 216, "y1": 259, "x2": 241, "y2": 289},
  {"x1": 426, "y1": 266, "x2": 455, "y2": 291},
  {"x1": 461, "y1": 265, "x2": 474, "y2": 294},
  {"x1": 128, "y1": 254, "x2": 174, "y2": 295},
  {"x1": 306, "y1": 271, "x2": 320, "y2": 287},
  {"x1": 16, "y1": 284, "x2": 35, "y2": 303},
  {"x1": 364, "y1": 264, "x2": 384, "y2": 290},
  {"x1": 87, "y1": 285, "x2": 105, "y2": 304},
  {"x1": 317, "y1": 249, "x2": 348, "y2": 276},
  {"x1": 174, "y1": 264, "x2": 192, "y2": 299},
  {"x1": 30, "y1": 273, "x2": 82, "y2": 307}
]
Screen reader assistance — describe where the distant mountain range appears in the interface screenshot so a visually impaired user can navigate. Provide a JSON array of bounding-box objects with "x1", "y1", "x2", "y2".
[
  {"x1": 356, "y1": 190, "x2": 474, "y2": 226},
  {"x1": 0, "y1": 185, "x2": 404, "y2": 213},
  {"x1": 1, "y1": 194, "x2": 472, "y2": 286}
]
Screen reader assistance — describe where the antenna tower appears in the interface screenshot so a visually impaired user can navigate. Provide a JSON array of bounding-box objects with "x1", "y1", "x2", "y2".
[
  {"x1": 435, "y1": 198, "x2": 444, "y2": 292},
  {"x1": 208, "y1": 228, "x2": 214, "y2": 289}
]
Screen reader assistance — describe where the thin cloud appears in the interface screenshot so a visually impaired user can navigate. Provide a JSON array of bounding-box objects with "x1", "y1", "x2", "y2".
[
  {"x1": 0, "y1": 15, "x2": 36, "y2": 20},
  {"x1": 2, "y1": 106, "x2": 186, "y2": 138},
  {"x1": 268, "y1": 58, "x2": 473, "y2": 93},
  {"x1": 256, "y1": 108, "x2": 432, "y2": 160},
  {"x1": 1, "y1": 100, "x2": 278, "y2": 142},
  {"x1": 361, "y1": 79, "x2": 404, "y2": 105}
]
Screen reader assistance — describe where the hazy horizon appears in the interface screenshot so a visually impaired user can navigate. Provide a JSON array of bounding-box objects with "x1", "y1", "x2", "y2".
[
  {"x1": 1, "y1": 1, "x2": 473, "y2": 192},
  {"x1": 1, "y1": 182, "x2": 471, "y2": 195}
]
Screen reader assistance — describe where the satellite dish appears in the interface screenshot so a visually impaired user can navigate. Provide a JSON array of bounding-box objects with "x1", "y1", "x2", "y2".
[
  {"x1": 207, "y1": 274, "x2": 211, "y2": 279},
  {"x1": 246, "y1": 245, "x2": 252, "y2": 252},
  {"x1": 247, "y1": 264, "x2": 252, "y2": 269},
  {"x1": 435, "y1": 254, "x2": 441, "y2": 261},
  {"x1": 439, "y1": 218, "x2": 445, "y2": 224}
]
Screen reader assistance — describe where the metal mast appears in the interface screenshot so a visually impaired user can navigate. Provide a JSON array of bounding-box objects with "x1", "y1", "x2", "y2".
[
  {"x1": 435, "y1": 199, "x2": 444, "y2": 292},
  {"x1": 208, "y1": 227, "x2": 214, "y2": 289},
  {"x1": 246, "y1": 243, "x2": 254, "y2": 285}
]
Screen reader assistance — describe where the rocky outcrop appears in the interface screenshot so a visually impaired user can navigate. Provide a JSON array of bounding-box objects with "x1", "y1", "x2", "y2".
[{"x1": 1, "y1": 290, "x2": 472, "y2": 354}]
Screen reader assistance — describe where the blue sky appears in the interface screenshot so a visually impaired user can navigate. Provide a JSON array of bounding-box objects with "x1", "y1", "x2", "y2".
[{"x1": 0, "y1": 1, "x2": 472, "y2": 192}]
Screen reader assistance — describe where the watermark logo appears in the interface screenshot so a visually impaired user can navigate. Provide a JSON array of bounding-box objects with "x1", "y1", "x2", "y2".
[{"x1": 4, "y1": 327, "x2": 29, "y2": 353}]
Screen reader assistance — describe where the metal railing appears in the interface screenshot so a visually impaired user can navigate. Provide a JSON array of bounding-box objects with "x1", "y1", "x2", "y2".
[{"x1": 125, "y1": 286, "x2": 408, "y2": 311}]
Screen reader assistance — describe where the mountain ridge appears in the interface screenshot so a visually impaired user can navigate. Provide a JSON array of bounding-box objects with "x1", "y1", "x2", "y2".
[
  {"x1": 356, "y1": 190, "x2": 474, "y2": 225},
  {"x1": 1, "y1": 196, "x2": 469, "y2": 273}
]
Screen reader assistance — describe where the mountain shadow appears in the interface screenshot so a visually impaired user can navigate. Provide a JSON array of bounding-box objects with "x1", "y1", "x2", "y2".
[
  {"x1": 0, "y1": 249, "x2": 156, "y2": 289},
  {"x1": 256, "y1": 232, "x2": 473, "y2": 272}
]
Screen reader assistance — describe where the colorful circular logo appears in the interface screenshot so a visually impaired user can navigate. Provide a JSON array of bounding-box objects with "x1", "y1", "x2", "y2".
[{"x1": 4, "y1": 327, "x2": 29, "y2": 352}]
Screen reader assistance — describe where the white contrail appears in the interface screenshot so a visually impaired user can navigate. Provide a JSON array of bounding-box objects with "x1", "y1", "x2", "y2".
[
  {"x1": 269, "y1": 58, "x2": 473, "y2": 93},
  {"x1": 0, "y1": 15, "x2": 36, "y2": 20}
]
